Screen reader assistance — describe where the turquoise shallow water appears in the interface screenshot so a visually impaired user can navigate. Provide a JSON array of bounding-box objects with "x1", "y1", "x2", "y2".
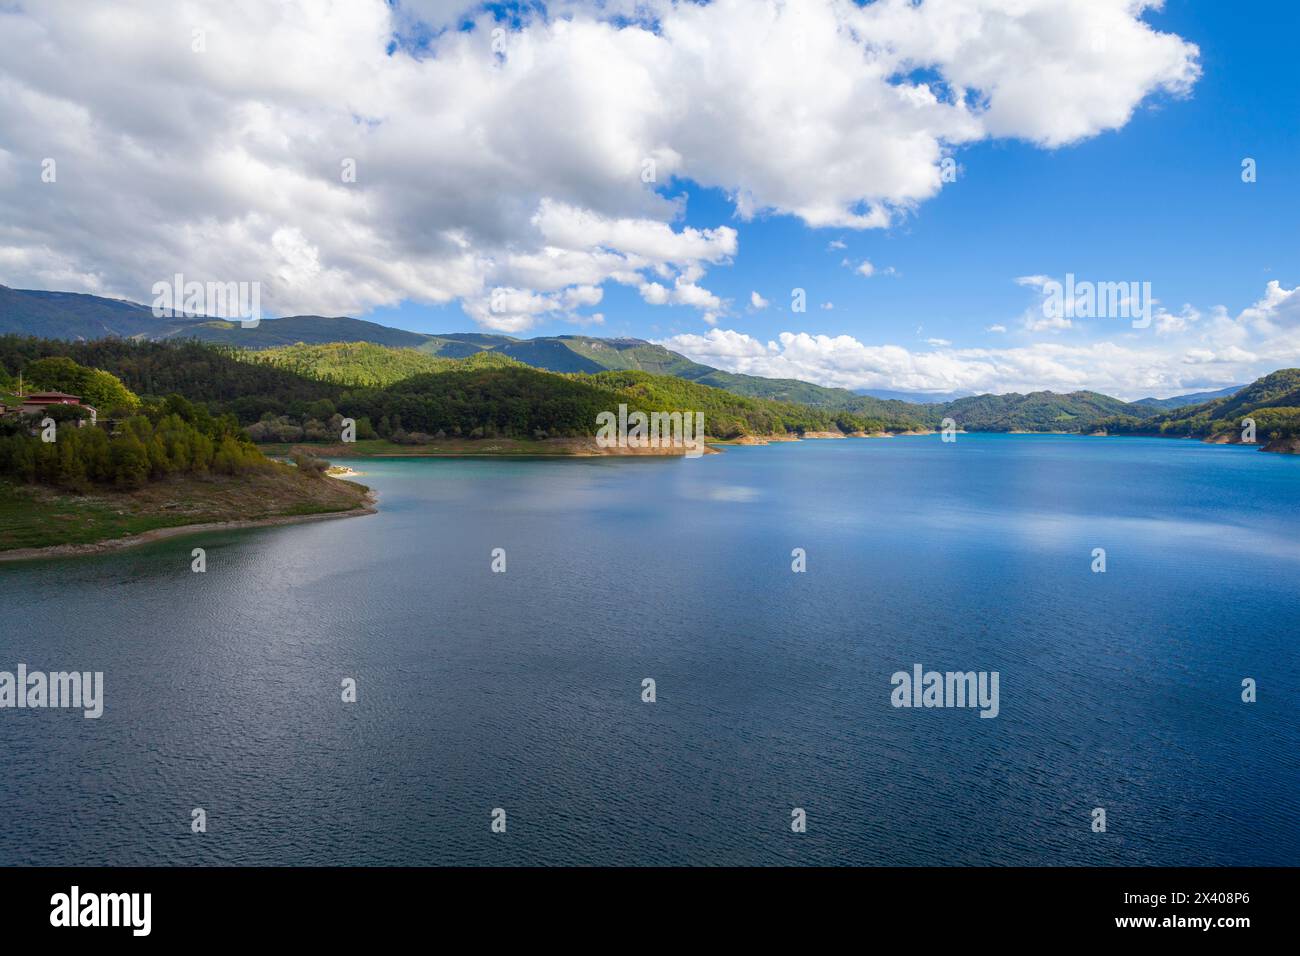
[{"x1": 1, "y1": 434, "x2": 1297, "y2": 865}]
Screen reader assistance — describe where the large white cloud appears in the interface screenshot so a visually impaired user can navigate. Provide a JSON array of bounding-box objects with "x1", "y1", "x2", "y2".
[
  {"x1": 658, "y1": 282, "x2": 1300, "y2": 400},
  {"x1": 0, "y1": 0, "x2": 1199, "y2": 331}
]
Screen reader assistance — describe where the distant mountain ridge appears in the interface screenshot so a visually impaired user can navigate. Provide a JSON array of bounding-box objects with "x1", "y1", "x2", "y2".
[
  {"x1": 1133, "y1": 385, "x2": 1245, "y2": 409},
  {"x1": 856, "y1": 387, "x2": 969, "y2": 404},
  {"x1": 0, "y1": 284, "x2": 1259, "y2": 431},
  {"x1": 0, "y1": 285, "x2": 169, "y2": 339}
]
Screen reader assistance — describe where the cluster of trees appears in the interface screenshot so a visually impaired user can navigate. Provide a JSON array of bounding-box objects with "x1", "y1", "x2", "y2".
[
  {"x1": 246, "y1": 411, "x2": 378, "y2": 444},
  {"x1": 0, "y1": 394, "x2": 267, "y2": 491},
  {"x1": 1227, "y1": 406, "x2": 1300, "y2": 440}
]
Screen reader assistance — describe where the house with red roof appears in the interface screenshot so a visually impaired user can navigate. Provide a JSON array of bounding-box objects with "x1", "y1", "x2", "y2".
[{"x1": 18, "y1": 391, "x2": 98, "y2": 426}]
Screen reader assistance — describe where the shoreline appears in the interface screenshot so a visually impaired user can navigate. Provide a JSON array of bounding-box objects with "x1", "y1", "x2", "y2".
[
  {"x1": 265, "y1": 428, "x2": 1299, "y2": 456},
  {"x1": 1083, "y1": 431, "x2": 1298, "y2": 454},
  {"x1": 707, "y1": 430, "x2": 1297, "y2": 452},
  {"x1": 267, "y1": 436, "x2": 720, "y2": 459},
  {"x1": 7, "y1": 429, "x2": 1293, "y2": 563},
  {"x1": 0, "y1": 491, "x2": 378, "y2": 564}
]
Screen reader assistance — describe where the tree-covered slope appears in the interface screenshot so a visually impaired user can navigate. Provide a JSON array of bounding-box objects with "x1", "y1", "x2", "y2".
[
  {"x1": 584, "y1": 370, "x2": 907, "y2": 436},
  {"x1": 0, "y1": 287, "x2": 1176, "y2": 427},
  {"x1": 0, "y1": 336, "x2": 342, "y2": 414},
  {"x1": 1, "y1": 336, "x2": 909, "y2": 442},
  {"x1": 243, "y1": 341, "x2": 519, "y2": 387},
  {"x1": 1103, "y1": 369, "x2": 1300, "y2": 441},
  {"x1": 940, "y1": 390, "x2": 1156, "y2": 431}
]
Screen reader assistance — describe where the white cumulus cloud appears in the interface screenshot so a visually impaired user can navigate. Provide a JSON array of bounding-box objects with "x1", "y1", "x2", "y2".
[
  {"x1": 658, "y1": 281, "x2": 1300, "y2": 400},
  {"x1": 0, "y1": 0, "x2": 1200, "y2": 332}
]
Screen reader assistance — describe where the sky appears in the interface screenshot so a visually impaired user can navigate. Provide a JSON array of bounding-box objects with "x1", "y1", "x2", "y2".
[{"x1": 1, "y1": 0, "x2": 1297, "y2": 398}]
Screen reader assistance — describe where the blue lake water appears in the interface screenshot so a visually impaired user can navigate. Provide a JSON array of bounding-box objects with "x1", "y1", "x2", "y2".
[{"x1": 1, "y1": 434, "x2": 1297, "y2": 865}]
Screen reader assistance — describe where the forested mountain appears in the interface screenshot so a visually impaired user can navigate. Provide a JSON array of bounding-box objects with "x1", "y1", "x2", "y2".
[
  {"x1": 0, "y1": 288, "x2": 873, "y2": 403},
  {"x1": 939, "y1": 390, "x2": 1156, "y2": 431},
  {"x1": 233, "y1": 341, "x2": 920, "y2": 433},
  {"x1": 0, "y1": 287, "x2": 1000, "y2": 411},
  {"x1": 0, "y1": 288, "x2": 939, "y2": 409},
  {"x1": 244, "y1": 342, "x2": 520, "y2": 387},
  {"x1": 272, "y1": 360, "x2": 901, "y2": 441},
  {"x1": 3, "y1": 288, "x2": 1289, "y2": 440},
  {"x1": 582, "y1": 370, "x2": 895, "y2": 437},
  {"x1": 4, "y1": 336, "x2": 1296, "y2": 448},
  {"x1": 1101, "y1": 369, "x2": 1300, "y2": 442},
  {"x1": 0, "y1": 336, "x2": 904, "y2": 443},
  {"x1": 0, "y1": 337, "x2": 342, "y2": 414},
  {"x1": 0, "y1": 286, "x2": 1150, "y2": 419}
]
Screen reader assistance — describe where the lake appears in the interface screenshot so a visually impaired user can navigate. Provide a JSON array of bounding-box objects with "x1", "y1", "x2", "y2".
[{"x1": 1, "y1": 434, "x2": 1297, "y2": 865}]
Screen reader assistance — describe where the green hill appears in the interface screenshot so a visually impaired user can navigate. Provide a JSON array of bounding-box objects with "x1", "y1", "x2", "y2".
[
  {"x1": 1103, "y1": 369, "x2": 1300, "y2": 443},
  {"x1": 583, "y1": 370, "x2": 900, "y2": 436},
  {"x1": 940, "y1": 390, "x2": 1155, "y2": 431},
  {"x1": 244, "y1": 341, "x2": 520, "y2": 387},
  {"x1": 333, "y1": 365, "x2": 899, "y2": 441}
]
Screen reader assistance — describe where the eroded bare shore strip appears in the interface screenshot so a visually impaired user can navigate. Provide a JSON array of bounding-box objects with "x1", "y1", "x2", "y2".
[{"x1": 0, "y1": 493, "x2": 378, "y2": 563}]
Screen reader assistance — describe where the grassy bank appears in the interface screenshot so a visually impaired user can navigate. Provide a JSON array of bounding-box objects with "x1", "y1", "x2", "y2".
[{"x1": 0, "y1": 468, "x2": 371, "y2": 553}]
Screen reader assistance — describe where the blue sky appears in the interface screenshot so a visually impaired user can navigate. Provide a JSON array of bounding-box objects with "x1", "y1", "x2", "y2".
[
  {"x1": 368, "y1": 0, "x2": 1298, "y2": 397},
  {"x1": 2, "y1": 0, "x2": 1297, "y2": 397}
]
